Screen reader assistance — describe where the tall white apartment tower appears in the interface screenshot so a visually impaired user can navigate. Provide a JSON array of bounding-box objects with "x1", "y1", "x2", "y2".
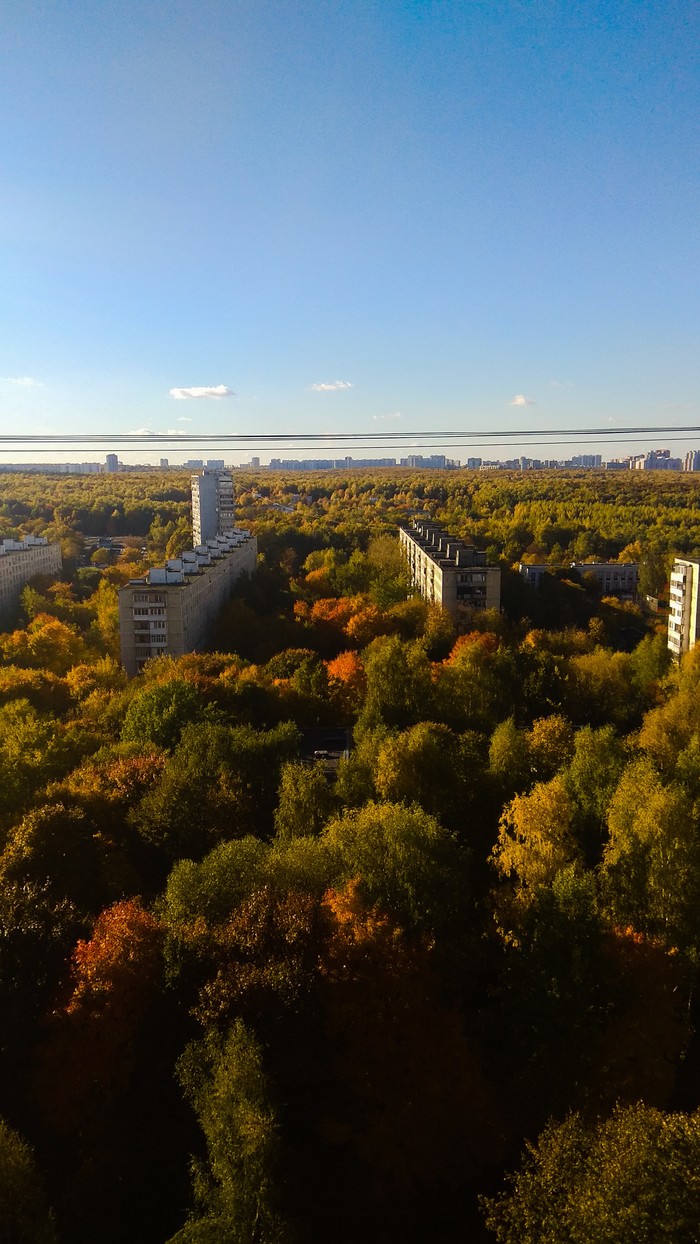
[
  {"x1": 668, "y1": 558, "x2": 700, "y2": 658},
  {"x1": 191, "y1": 468, "x2": 236, "y2": 546}
]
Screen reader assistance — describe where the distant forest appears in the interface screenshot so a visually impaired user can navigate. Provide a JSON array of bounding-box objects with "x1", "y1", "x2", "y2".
[{"x1": 1, "y1": 468, "x2": 700, "y2": 1242}]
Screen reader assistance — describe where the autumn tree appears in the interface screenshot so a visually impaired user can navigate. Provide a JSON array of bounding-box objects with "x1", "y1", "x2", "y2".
[
  {"x1": 321, "y1": 801, "x2": 470, "y2": 939},
  {"x1": 170, "y1": 1021, "x2": 292, "y2": 1244},
  {"x1": 601, "y1": 759, "x2": 700, "y2": 948},
  {"x1": 491, "y1": 776, "x2": 580, "y2": 916},
  {"x1": 121, "y1": 678, "x2": 213, "y2": 750},
  {"x1": 274, "y1": 760, "x2": 333, "y2": 840},
  {"x1": 483, "y1": 1104, "x2": 700, "y2": 1244},
  {"x1": 0, "y1": 1118, "x2": 57, "y2": 1244},
  {"x1": 33, "y1": 901, "x2": 183, "y2": 1244}
]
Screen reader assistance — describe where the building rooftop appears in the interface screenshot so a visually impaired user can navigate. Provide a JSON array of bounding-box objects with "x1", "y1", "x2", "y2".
[{"x1": 124, "y1": 529, "x2": 253, "y2": 588}]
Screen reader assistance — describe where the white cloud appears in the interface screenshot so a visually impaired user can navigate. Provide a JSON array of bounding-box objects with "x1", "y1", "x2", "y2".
[
  {"x1": 2, "y1": 376, "x2": 43, "y2": 387},
  {"x1": 169, "y1": 385, "x2": 235, "y2": 400},
  {"x1": 509, "y1": 394, "x2": 535, "y2": 406},
  {"x1": 177, "y1": 415, "x2": 192, "y2": 422},
  {"x1": 550, "y1": 379, "x2": 573, "y2": 389},
  {"x1": 372, "y1": 411, "x2": 402, "y2": 421},
  {"x1": 128, "y1": 427, "x2": 187, "y2": 436},
  {"x1": 308, "y1": 380, "x2": 354, "y2": 392}
]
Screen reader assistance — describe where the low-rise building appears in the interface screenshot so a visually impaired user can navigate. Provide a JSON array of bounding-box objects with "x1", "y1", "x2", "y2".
[
  {"x1": 519, "y1": 561, "x2": 639, "y2": 599},
  {"x1": 399, "y1": 522, "x2": 500, "y2": 617},
  {"x1": 668, "y1": 558, "x2": 700, "y2": 658},
  {"x1": 118, "y1": 529, "x2": 257, "y2": 674},
  {"x1": 570, "y1": 562, "x2": 639, "y2": 598},
  {"x1": 0, "y1": 536, "x2": 62, "y2": 623}
]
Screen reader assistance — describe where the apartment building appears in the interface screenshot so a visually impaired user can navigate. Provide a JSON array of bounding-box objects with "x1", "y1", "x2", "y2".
[
  {"x1": 191, "y1": 469, "x2": 236, "y2": 545},
  {"x1": 0, "y1": 536, "x2": 62, "y2": 623},
  {"x1": 519, "y1": 561, "x2": 639, "y2": 598},
  {"x1": 399, "y1": 522, "x2": 500, "y2": 617},
  {"x1": 118, "y1": 530, "x2": 257, "y2": 674},
  {"x1": 668, "y1": 558, "x2": 700, "y2": 658}
]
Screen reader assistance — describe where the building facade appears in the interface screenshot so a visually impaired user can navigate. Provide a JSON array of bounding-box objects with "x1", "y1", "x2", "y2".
[
  {"x1": 0, "y1": 536, "x2": 62, "y2": 623},
  {"x1": 668, "y1": 558, "x2": 700, "y2": 658},
  {"x1": 118, "y1": 530, "x2": 257, "y2": 674},
  {"x1": 399, "y1": 522, "x2": 500, "y2": 617},
  {"x1": 191, "y1": 469, "x2": 236, "y2": 546},
  {"x1": 519, "y1": 561, "x2": 639, "y2": 598}
]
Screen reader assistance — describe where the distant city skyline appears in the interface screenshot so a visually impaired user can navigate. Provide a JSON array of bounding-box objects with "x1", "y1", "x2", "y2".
[
  {"x1": 1, "y1": 2, "x2": 697, "y2": 462},
  {"x1": 2, "y1": 447, "x2": 699, "y2": 476}
]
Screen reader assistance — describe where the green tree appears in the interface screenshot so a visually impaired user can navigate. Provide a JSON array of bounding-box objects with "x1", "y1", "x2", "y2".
[
  {"x1": 562, "y1": 724, "x2": 627, "y2": 863},
  {"x1": 0, "y1": 1118, "x2": 57, "y2": 1244},
  {"x1": 373, "y1": 721, "x2": 476, "y2": 830},
  {"x1": 170, "y1": 1021, "x2": 292, "y2": 1244},
  {"x1": 488, "y1": 718, "x2": 532, "y2": 796},
  {"x1": 483, "y1": 1103, "x2": 700, "y2": 1244},
  {"x1": 121, "y1": 679, "x2": 211, "y2": 750},
  {"x1": 273, "y1": 760, "x2": 333, "y2": 839},
  {"x1": 601, "y1": 759, "x2": 700, "y2": 948},
  {"x1": 360, "y1": 636, "x2": 434, "y2": 730},
  {"x1": 322, "y1": 801, "x2": 470, "y2": 939},
  {"x1": 130, "y1": 722, "x2": 300, "y2": 863}
]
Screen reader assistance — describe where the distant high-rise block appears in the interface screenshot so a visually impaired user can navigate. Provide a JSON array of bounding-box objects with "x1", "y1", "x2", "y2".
[
  {"x1": 160, "y1": 458, "x2": 169, "y2": 469},
  {"x1": 668, "y1": 558, "x2": 700, "y2": 658},
  {"x1": 105, "y1": 453, "x2": 119, "y2": 473},
  {"x1": 191, "y1": 468, "x2": 236, "y2": 546}
]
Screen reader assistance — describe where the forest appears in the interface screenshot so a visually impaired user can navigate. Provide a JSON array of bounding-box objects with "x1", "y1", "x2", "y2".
[{"x1": 2, "y1": 466, "x2": 700, "y2": 1242}]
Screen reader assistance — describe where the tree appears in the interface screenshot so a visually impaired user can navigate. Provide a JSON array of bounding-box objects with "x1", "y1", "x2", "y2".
[
  {"x1": 130, "y1": 722, "x2": 301, "y2": 864},
  {"x1": 170, "y1": 1021, "x2": 292, "y2": 1244},
  {"x1": 360, "y1": 636, "x2": 434, "y2": 730},
  {"x1": 601, "y1": 759, "x2": 700, "y2": 948},
  {"x1": 491, "y1": 777, "x2": 580, "y2": 910},
  {"x1": 0, "y1": 1118, "x2": 57, "y2": 1244},
  {"x1": 483, "y1": 1104, "x2": 700, "y2": 1244},
  {"x1": 32, "y1": 901, "x2": 183, "y2": 1244},
  {"x1": 373, "y1": 721, "x2": 476, "y2": 831},
  {"x1": 121, "y1": 679, "x2": 211, "y2": 750},
  {"x1": 488, "y1": 718, "x2": 532, "y2": 796},
  {"x1": 274, "y1": 760, "x2": 333, "y2": 840},
  {"x1": 312, "y1": 882, "x2": 503, "y2": 1222},
  {"x1": 561, "y1": 723, "x2": 627, "y2": 864},
  {"x1": 0, "y1": 803, "x2": 106, "y2": 913},
  {"x1": 0, "y1": 699, "x2": 73, "y2": 824},
  {"x1": 321, "y1": 801, "x2": 470, "y2": 939},
  {"x1": 0, "y1": 614, "x2": 91, "y2": 675}
]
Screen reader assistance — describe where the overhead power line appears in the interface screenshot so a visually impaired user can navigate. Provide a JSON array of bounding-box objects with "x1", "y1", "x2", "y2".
[{"x1": 0, "y1": 424, "x2": 699, "y2": 449}]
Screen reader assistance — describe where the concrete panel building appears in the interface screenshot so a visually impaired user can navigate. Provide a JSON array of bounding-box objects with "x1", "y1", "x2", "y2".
[
  {"x1": 119, "y1": 530, "x2": 257, "y2": 674},
  {"x1": 519, "y1": 561, "x2": 639, "y2": 599},
  {"x1": 399, "y1": 522, "x2": 500, "y2": 617},
  {"x1": 668, "y1": 558, "x2": 700, "y2": 658},
  {"x1": 191, "y1": 469, "x2": 236, "y2": 546},
  {"x1": 0, "y1": 536, "x2": 62, "y2": 624}
]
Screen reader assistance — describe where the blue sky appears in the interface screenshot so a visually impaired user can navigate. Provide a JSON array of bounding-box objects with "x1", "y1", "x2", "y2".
[{"x1": 1, "y1": 0, "x2": 698, "y2": 463}]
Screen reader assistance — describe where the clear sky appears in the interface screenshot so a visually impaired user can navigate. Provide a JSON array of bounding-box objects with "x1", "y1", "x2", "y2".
[{"x1": 1, "y1": 0, "x2": 698, "y2": 464}]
